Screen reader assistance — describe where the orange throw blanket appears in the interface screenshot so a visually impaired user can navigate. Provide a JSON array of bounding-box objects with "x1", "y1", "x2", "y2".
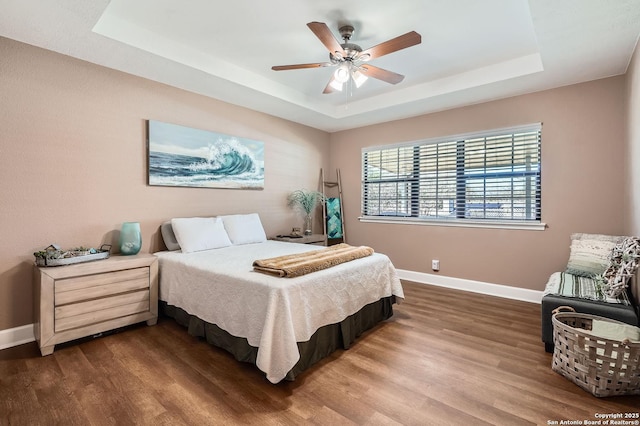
[{"x1": 253, "y1": 243, "x2": 374, "y2": 278}]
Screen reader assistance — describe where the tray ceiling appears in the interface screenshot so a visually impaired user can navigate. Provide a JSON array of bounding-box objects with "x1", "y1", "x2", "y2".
[{"x1": 1, "y1": 0, "x2": 639, "y2": 132}]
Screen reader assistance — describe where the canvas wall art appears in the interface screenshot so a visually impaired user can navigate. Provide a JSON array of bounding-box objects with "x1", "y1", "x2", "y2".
[{"x1": 147, "y1": 120, "x2": 264, "y2": 189}]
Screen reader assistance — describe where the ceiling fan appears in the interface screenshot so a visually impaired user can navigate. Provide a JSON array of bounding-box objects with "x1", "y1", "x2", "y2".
[{"x1": 272, "y1": 22, "x2": 422, "y2": 94}]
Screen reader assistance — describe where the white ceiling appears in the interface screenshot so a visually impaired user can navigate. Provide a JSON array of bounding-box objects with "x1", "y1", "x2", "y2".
[{"x1": 1, "y1": 0, "x2": 639, "y2": 132}]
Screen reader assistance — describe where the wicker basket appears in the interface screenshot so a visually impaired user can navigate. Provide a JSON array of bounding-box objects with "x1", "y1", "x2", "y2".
[{"x1": 551, "y1": 306, "x2": 640, "y2": 397}]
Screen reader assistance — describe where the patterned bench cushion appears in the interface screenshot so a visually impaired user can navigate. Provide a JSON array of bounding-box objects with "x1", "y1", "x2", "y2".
[{"x1": 543, "y1": 271, "x2": 631, "y2": 306}]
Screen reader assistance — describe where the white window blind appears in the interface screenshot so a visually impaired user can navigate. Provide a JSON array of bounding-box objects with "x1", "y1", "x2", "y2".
[{"x1": 361, "y1": 124, "x2": 542, "y2": 226}]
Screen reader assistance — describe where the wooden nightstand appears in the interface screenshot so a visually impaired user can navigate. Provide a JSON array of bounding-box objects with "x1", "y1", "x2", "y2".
[
  {"x1": 33, "y1": 254, "x2": 158, "y2": 356},
  {"x1": 273, "y1": 234, "x2": 327, "y2": 246}
]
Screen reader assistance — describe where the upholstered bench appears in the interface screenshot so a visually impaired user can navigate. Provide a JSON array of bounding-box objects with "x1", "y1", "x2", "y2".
[
  {"x1": 541, "y1": 234, "x2": 640, "y2": 353},
  {"x1": 541, "y1": 272, "x2": 639, "y2": 352}
]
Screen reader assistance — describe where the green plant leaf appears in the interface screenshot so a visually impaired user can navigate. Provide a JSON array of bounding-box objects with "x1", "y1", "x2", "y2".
[{"x1": 287, "y1": 189, "x2": 325, "y2": 214}]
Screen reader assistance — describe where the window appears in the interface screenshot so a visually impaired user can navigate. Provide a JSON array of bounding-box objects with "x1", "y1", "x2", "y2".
[{"x1": 361, "y1": 124, "x2": 542, "y2": 229}]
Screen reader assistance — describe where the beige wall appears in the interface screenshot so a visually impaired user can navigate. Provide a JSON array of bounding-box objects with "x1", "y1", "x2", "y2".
[
  {"x1": 329, "y1": 77, "x2": 627, "y2": 291},
  {"x1": 0, "y1": 34, "x2": 632, "y2": 333},
  {"x1": 626, "y1": 40, "x2": 640, "y2": 234},
  {"x1": 0, "y1": 38, "x2": 330, "y2": 330}
]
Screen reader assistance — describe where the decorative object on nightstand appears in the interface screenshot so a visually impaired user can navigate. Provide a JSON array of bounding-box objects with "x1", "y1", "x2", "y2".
[
  {"x1": 33, "y1": 244, "x2": 111, "y2": 266},
  {"x1": 287, "y1": 189, "x2": 325, "y2": 235},
  {"x1": 119, "y1": 222, "x2": 142, "y2": 255}
]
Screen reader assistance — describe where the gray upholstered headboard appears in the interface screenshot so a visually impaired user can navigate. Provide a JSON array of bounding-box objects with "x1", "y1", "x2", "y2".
[{"x1": 160, "y1": 221, "x2": 181, "y2": 251}]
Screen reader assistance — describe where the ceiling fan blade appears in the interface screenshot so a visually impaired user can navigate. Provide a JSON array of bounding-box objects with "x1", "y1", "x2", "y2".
[
  {"x1": 360, "y1": 64, "x2": 405, "y2": 84},
  {"x1": 307, "y1": 22, "x2": 346, "y2": 56},
  {"x1": 322, "y1": 76, "x2": 340, "y2": 94},
  {"x1": 360, "y1": 31, "x2": 421, "y2": 60},
  {"x1": 323, "y1": 82, "x2": 336, "y2": 94},
  {"x1": 272, "y1": 62, "x2": 333, "y2": 71}
]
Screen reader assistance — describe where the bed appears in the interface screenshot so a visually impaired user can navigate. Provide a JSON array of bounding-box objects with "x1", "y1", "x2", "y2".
[{"x1": 155, "y1": 214, "x2": 404, "y2": 383}]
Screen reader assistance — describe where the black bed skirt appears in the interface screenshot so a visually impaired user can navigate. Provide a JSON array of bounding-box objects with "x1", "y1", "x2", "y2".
[{"x1": 161, "y1": 296, "x2": 396, "y2": 382}]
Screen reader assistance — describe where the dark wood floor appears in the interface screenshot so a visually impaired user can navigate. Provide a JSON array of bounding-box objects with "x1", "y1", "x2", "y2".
[{"x1": 1, "y1": 281, "x2": 638, "y2": 425}]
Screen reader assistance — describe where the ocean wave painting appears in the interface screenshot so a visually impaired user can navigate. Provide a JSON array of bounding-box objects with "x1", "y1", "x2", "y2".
[{"x1": 147, "y1": 120, "x2": 264, "y2": 189}]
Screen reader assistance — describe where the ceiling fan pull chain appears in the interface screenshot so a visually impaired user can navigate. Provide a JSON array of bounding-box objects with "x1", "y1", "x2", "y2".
[{"x1": 345, "y1": 78, "x2": 351, "y2": 109}]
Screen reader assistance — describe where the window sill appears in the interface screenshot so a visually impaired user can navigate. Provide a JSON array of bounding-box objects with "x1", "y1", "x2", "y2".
[{"x1": 357, "y1": 216, "x2": 547, "y2": 231}]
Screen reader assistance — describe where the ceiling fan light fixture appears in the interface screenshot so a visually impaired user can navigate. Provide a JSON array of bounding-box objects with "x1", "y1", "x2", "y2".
[
  {"x1": 329, "y1": 78, "x2": 344, "y2": 92},
  {"x1": 334, "y1": 64, "x2": 350, "y2": 83},
  {"x1": 351, "y1": 69, "x2": 368, "y2": 88}
]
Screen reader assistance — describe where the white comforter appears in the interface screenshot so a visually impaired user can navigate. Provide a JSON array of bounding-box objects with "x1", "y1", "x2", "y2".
[{"x1": 154, "y1": 241, "x2": 404, "y2": 383}]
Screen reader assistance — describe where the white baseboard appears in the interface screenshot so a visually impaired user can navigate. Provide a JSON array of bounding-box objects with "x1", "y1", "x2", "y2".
[
  {"x1": 397, "y1": 269, "x2": 543, "y2": 304},
  {"x1": 0, "y1": 324, "x2": 35, "y2": 351}
]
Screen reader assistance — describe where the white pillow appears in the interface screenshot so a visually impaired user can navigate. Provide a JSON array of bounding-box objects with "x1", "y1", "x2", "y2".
[
  {"x1": 220, "y1": 213, "x2": 267, "y2": 245},
  {"x1": 170, "y1": 217, "x2": 232, "y2": 253},
  {"x1": 565, "y1": 233, "x2": 624, "y2": 277}
]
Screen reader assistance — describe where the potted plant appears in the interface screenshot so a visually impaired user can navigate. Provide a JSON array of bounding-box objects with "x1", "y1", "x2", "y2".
[{"x1": 287, "y1": 189, "x2": 325, "y2": 235}]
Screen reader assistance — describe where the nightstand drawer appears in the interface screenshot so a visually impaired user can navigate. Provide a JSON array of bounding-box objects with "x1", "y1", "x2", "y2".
[
  {"x1": 55, "y1": 268, "x2": 149, "y2": 306},
  {"x1": 55, "y1": 290, "x2": 150, "y2": 332},
  {"x1": 55, "y1": 289, "x2": 150, "y2": 320}
]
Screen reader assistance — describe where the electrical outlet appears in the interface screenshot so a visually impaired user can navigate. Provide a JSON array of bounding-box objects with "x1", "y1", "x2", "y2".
[{"x1": 431, "y1": 259, "x2": 440, "y2": 271}]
